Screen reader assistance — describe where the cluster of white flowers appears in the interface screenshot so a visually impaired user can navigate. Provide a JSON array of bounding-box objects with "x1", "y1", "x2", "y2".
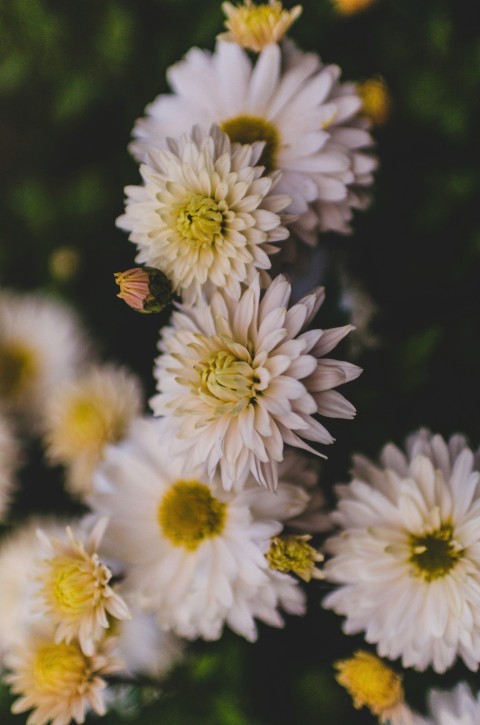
[{"x1": 3, "y1": 2, "x2": 475, "y2": 725}]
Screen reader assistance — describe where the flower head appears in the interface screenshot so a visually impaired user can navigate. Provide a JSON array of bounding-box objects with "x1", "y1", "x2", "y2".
[
  {"x1": 114, "y1": 266, "x2": 172, "y2": 313},
  {"x1": 335, "y1": 651, "x2": 410, "y2": 724},
  {"x1": 118, "y1": 125, "x2": 290, "y2": 304},
  {"x1": 266, "y1": 534, "x2": 323, "y2": 582},
  {"x1": 152, "y1": 274, "x2": 360, "y2": 490},
  {"x1": 5, "y1": 625, "x2": 121, "y2": 725},
  {"x1": 324, "y1": 429, "x2": 480, "y2": 673},
  {"x1": 130, "y1": 41, "x2": 376, "y2": 243},
  {"x1": 0, "y1": 291, "x2": 88, "y2": 427},
  {"x1": 43, "y1": 363, "x2": 143, "y2": 498},
  {"x1": 90, "y1": 418, "x2": 318, "y2": 642},
  {"x1": 219, "y1": 1, "x2": 302, "y2": 52},
  {"x1": 36, "y1": 519, "x2": 130, "y2": 656}
]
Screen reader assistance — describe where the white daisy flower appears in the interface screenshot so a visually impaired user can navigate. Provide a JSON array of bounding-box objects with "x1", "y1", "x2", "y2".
[
  {"x1": 130, "y1": 40, "x2": 376, "y2": 242},
  {"x1": 412, "y1": 683, "x2": 480, "y2": 725},
  {"x1": 36, "y1": 519, "x2": 130, "y2": 657},
  {"x1": 117, "y1": 125, "x2": 291, "y2": 305},
  {"x1": 323, "y1": 429, "x2": 480, "y2": 673},
  {"x1": 4, "y1": 623, "x2": 121, "y2": 725},
  {"x1": 43, "y1": 363, "x2": 143, "y2": 498},
  {"x1": 151, "y1": 274, "x2": 361, "y2": 490},
  {"x1": 0, "y1": 414, "x2": 20, "y2": 521},
  {"x1": 0, "y1": 290, "x2": 89, "y2": 427},
  {"x1": 90, "y1": 418, "x2": 316, "y2": 642}
]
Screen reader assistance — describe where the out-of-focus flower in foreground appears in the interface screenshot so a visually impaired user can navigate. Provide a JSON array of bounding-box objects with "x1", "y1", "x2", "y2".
[
  {"x1": 332, "y1": 0, "x2": 378, "y2": 16},
  {"x1": 114, "y1": 266, "x2": 172, "y2": 313},
  {"x1": 335, "y1": 650, "x2": 412, "y2": 724},
  {"x1": 218, "y1": 0, "x2": 302, "y2": 52}
]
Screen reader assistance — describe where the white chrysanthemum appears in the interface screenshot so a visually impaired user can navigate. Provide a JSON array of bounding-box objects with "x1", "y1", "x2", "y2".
[
  {"x1": 117, "y1": 125, "x2": 291, "y2": 304},
  {"x1": 131, "y1": 40, "x2": 376, "y2": 242},
  {"x1": 0, "y1": 518, "x2": 69, "y2": 663},
  {"x1": 0, "y1": 290, "x2": 89, "y2": 426},
  {"x1": 412, "y1": 683, "x2": 480, "y2": 725},
  {"x1": 43, "y1": 364, "x2": 143, "y2": 498},
  {"x1": 151, "y1": 274, "x2": 361, "y2": 490},
  {"x1": 324, "y1": 429, "x2": 480, "y2": 673},
  {"x1": 0, "y1": 414, "x2": 20, "y2": 521},
  {"x1": 90, "y1": 418, "x2": 318, "y2": 642},
  {"x1": 5, "y1": 624, "x2": 121, "y2": 725},
  {"x1": 36, "y1": 519, "x2": 130, "y2": 657}
]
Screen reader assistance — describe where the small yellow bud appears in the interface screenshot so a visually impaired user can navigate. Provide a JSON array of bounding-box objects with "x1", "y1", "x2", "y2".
[
  {"x1": 114, "y1": 266, "x2": 172, "y2": 313},
  {"x1": 335, "y1": 651, "x2": 407, "y2": 723},
  {"x1": 266, "y1": 535, "x2": 324, "y2": 582},
  {"x1": 219, "y1": 1, "x2": 302, "y2": 53},
  {"x1": 357, "y1": 77, "x2": 391, "y2": 126}
]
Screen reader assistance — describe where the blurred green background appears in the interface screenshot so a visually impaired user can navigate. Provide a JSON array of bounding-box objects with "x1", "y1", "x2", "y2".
[{"x1": 1, "y1": 0, "x2": 480, "y2": 722}]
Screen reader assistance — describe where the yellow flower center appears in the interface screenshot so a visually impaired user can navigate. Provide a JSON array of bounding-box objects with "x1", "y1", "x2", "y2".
[
  {"x1": 176, "y1": 195, "x2": 224, "y2": 248},
  {"x1": 220, "y1": 115, "x2": 279, "y2": 172},
  {"x1": 335, "y1": 650, "x2": 404, "y2": 717},
  {"x1": 47, "y1": 555, "x2": 106, "y2": 616},
  {"x1": 0, "y1": 341, "x2": 38, "y2": 400},
  {"x1": 157, "y1": 480, "x2": 227, "y2": 551},
  {"x1": 195, "y1": 347, "x2": 260, "y2": 416},
  {"x1": 266, "y1": 535, "x2": 323, "y2": 582},
  {"x1": 357, "y1": 77, "x2": 391, "y2": 126},
  {"x1": 33, "y1": 642, "x2": 88, "y2": 695},
  {"x1": 409, "y1": 523, "x2": 462, "y2": 581}
]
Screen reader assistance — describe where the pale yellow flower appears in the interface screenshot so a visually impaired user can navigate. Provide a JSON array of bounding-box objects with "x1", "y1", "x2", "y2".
[
  {"x1": 219, "y1": 1, "x2": 302, "y2": 52},
  {"x1": 357, "y1": 76, "x2": 391, "y2": 126}
]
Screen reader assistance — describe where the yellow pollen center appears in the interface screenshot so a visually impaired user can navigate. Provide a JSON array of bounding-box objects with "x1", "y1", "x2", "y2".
[
  {"x1": 266, "y1": 535, "x2": 323, "y2": 582},
  {"x1": 409, "y1": 523, "x2": 462, "y2": 581},
  {"x1": 65, "y1": 397, "x2": 125, "y2": 452},
  {"x1": 176, "y1": 195, "x2": 223, "y2": 247},
  {"x1": 33, "y1": 642, "x2": 88, "y2": 695},
  {"x1": 220, "y1": 115, "x2": 279, "y2": 172},
  {"x1": 48, "y1": 556, "x2": 102, "y2": 615},
  {"x1": 158, "y1": 480, "x2": 227, "y2": 551},
  {"x1": 0, "y1": 341, "x2": 38, "y2": 399},
  {"x1": 335, "y1": 650, "x2": 404, "y2": 717},
  {"x1": 195, "y1": 348, "x2": 260, "y2": 415}
]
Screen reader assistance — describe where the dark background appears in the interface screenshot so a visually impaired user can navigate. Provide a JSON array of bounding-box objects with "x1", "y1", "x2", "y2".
[{"x1": 1, "y1": 0, "x2": 480, "y2": 721}]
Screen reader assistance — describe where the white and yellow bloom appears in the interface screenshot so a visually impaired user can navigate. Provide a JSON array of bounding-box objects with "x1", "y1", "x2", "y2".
[
  {"x1": 0, "y1": 290, "x2": 88, "y2": 427},
  {"x1": 218, "y1": 1, "x2": 302, "y2": 52},
  {"x1": 117, "y1": 125, "x2": 290, "y2": 305},
  {"x1": 43, "y1": 363, "x2": 143, "y2": 498},
  {"x1": 36, "y1": 519, "x2": 130, "y2": 657},
  {"x1": 130, "y1": 40, "x2": 376, "y2": 243},
  {"x1": 5, "y1": 625, "x2": 121, "y2": 725},
  {"x1": 151, "y1": 274, "x2": 360, "y2": 490},
  {"x1": 90, "y1": 418, "x2": 315, "y2": 642},
  {"x1": 324, "y1": 429, "x2": 480, "y2": 673}
]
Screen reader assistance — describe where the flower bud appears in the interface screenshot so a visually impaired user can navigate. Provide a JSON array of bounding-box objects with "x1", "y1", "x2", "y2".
[{"x1": 114, "y1": 267, "x2": 172, "y2": 313}]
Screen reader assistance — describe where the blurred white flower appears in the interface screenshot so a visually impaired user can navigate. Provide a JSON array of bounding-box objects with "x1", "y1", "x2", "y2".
[
  {"x1": 0, "y1": 290, "x2": 89, "y2": 428},
  {"x1": 151, "y1": 274, "x2": 360, "y2": 490},
  {"x1": 117, "y1": 125, "x2": 290, "y2": 305},
  {"x1": 43, "y1": 363, "x2": 143, "y2": 498},
  {"x1": 90, "y1": 418, "x2": 317, "y2": 642},
  {"x1": 130, "y1": 40, "x2": 376, "y2": 243},
  {"x1": 412, "y1": 683, "x2": 480, "y2": 725},
  {"x1": 324, "y1": 429, "x2": 480, "y2": 673}
]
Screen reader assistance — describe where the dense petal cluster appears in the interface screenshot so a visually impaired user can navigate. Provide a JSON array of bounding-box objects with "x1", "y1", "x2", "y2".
[
  {"x1": 117, "y1": 126, "x2": 290, "y2": 304},
  {"x1": 131, "y1": 40, "x2": 376, "y2": 242},
  {"x1": 324, "y1": 430, "x2": 480, "y2": 673},
  {"x1": 151, "y1": 275, "x2": 360, "y2": 490},
  {"x1": 90, "y1": 418, "x2": 321, "y2": 641},
  {"x1": 218, "y1": 1, "x2": 302, "y2": 52}
]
